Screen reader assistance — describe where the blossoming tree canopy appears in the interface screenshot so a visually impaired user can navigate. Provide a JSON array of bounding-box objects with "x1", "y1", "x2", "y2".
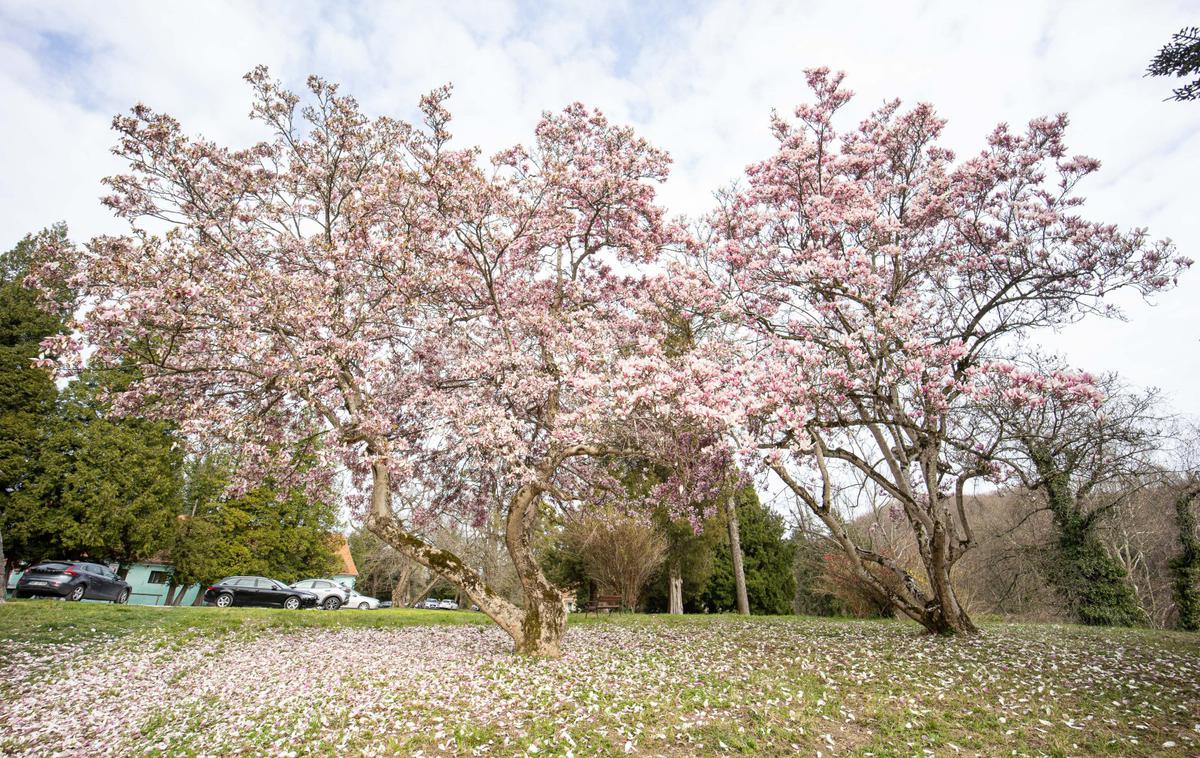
[
  {"x1": 708, "y1": 69, "x2": 1189, "y2": 634},
  {"x1": 29, "y1": 68, "x2": 719, "y2": 656}
]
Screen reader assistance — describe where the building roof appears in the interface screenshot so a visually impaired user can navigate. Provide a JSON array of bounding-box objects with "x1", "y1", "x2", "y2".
[{"x1": 331, "y1": 534, "x2": 359, "y2": 577}]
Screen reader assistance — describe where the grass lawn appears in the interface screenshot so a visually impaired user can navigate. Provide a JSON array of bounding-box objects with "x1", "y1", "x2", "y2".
[{"x1": 1, "y1": 601, "x2": 1198, "y2": 756}]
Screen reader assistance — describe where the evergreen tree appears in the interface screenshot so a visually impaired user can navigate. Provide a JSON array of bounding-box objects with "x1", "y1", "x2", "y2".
[
  {"x1": 702, "y1": 487, "x2": 796, "y2": 614},
  {"x1": 36, "y1": 369, "x2": 184, "y2": 567},
  {"x1": 0, "y1": 231, "x2": 70, "y2": 576},
  {"x1": 171, "y1": 456, "x2": 339, "y2": 591}
]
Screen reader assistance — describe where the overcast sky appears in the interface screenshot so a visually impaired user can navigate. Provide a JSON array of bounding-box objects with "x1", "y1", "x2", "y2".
[{"x1": 2, "y1": 0, "x2": 1197, "y2": 417}]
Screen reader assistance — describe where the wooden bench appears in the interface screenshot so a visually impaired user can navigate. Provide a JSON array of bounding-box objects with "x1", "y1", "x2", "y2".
[{"x1": 583, "y1": 594, "x2": 622, "y2": 614}]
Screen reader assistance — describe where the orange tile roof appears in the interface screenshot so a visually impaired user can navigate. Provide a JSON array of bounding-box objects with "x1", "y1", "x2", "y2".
[{"x1": 331, "y1": 534, "x2": 358, "y2": 576}]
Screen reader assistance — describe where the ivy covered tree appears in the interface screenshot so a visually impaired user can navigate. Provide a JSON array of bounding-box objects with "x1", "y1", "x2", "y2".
[{"x1": 979, "y1": 368, "x2": 1158, "y2": 626}]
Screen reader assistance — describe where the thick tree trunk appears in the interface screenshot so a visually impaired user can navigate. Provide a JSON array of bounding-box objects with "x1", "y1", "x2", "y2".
[
  {"x1": 365, "y1": 460, "x2": 567, "y2": 656},
  {"x1": 668, "y1": 561, "x2": 683, "y2": 615},
  {"x1": 392, "y1": 562, "x2": 414, "y2": 607},
  {"x1": 503, "y1": 482, "x2": 568, "y2": 656},
  {"x1": 769, "y1": 461, "x2": 978, "y2": 635},
  {"x1": 726, "y1": 495, "x2": 750, "y2": 615},
  {"x1": 164, "y1": 582, "x2": 179, "y2": 607}
]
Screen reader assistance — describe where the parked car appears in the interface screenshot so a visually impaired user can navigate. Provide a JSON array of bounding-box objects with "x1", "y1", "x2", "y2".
[
  {"x1": 343, "y1": 590, "x2": 380, "y2": 610},
  {"x1": 437, "y1": 599, "x2": 458, "y2": 610},
  {"x1": 13, "y1": 561, "x2": 131, "y2": 603},
  {"x1": 203, "y1": 576, "x2": 319, "y2": 610},
  {"x1": 290, "y1": 578, "x2": 351, "y2": 610},
  {"x1": 420, "y1": 598, "x2": 441, "y2": 609},
  {"x1": 378, "y1": 600, "x2": 392, "y2": 609}
]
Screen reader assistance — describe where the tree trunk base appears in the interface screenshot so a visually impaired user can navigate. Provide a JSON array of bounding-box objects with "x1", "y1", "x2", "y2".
[
  {"x1": 919, "y1": 609, "x2": 980, "y2": 636},
  {"x1": 513, "y1": 599, "x2": 567, "y2": 658}
]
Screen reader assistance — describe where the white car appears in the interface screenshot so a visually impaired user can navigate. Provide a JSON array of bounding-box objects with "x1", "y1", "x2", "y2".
[
  {"x1": 344, "y1": 590, "x2": 379, "y2": 610},
  {"x1": 438, "y1": 598, "x2": 458, "y2": 610},
  {"x1": 290, "y1": 578, "x2": 351, "y2": 610}
]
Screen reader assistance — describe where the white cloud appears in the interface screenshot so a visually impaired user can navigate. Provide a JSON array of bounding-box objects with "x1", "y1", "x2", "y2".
[{"x1": 1, "y1": 0, "x2": 1196, "y2": 415}]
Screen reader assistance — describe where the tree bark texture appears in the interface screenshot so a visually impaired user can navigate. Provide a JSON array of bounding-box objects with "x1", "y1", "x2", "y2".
[
  {"x1": 727, "y1": 495, "x2": 750, "y2": 616},
  {"x1": 668, "y1": 561, "x2": 683, "y2": 615}
]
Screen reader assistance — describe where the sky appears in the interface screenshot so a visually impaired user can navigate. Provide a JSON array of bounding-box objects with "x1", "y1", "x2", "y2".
[{"x1": 1, "y1": 0, "x2": 1197, "y2": 417}]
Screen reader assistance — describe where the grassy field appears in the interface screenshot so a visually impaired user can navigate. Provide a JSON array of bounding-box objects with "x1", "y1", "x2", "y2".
[{"x1": 1, "y1": 601, "x2": 1198, "y2": 756}]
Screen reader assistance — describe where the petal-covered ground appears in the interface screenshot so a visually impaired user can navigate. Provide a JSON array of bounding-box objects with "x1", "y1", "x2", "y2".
[{"x1": 1, "y1": 607, "x2": 1198, "y2": 756}]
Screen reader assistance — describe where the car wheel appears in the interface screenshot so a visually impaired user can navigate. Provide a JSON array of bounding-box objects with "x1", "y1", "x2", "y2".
[
  {"x1": 215, "y1": 593, "x2": 234, "y2": 608},
  {"x1": 322, "y1": 596, "x2": 341, "y2": 611},
  {"x1": 284, "y1": 596, "x2": 301, "y2": 610},
  {"x1": 358, "y1": 602, "x2": 369, "y2": 610},
  {"x1": 68, "y1": 585, "x2": 86, "y2": 602},
  {"x1": 115, "y1": 589, "x2": 130, "y2": 605}
]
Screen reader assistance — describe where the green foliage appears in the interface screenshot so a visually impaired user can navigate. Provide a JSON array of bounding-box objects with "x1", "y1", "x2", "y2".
[
  {"x1": 2, "y1": 232, "x2": 185, "y2": 569},
  {"x1": 790, "y1": 532, "x2": 843, "y2": 617},
  {"x1": 1047, "y1": 536, "x2": 1146, "y2": 627},
  {"x1": 702, "y1": 487, "x2": 796, "y2": 615},
  {"x1": 38, "y1": 370, "x2": 184, "y2": 565},
  {"x1": 538, "y1": 526, "x2": 590, "y2": 591},
  {"x1": 0, "y1": 233, "x2": 69, "y2": 568},
  {"x1": 643, "y1": 510, "x2": 721, "y2": 613},
  {"x1": 171, "y1": 456, "x2": 339, "y2": 586},
  {"x1": 1148, "y1": 26, "x2": 1200, "y2": 101},
  {"x1": 1029, "y1": 450, "x2": 1146, "y2": 627},
  {"x1": 1170, "y1": 486, "x2": 1200, "y2": 631}
]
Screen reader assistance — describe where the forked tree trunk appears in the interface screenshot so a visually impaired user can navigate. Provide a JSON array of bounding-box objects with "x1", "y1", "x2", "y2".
[
  {"x1": 503, "y1": 481, "x2": 568, "y2": 656},
  {"x1": 769, "y1": 461, "x2": 977, "y2": 635},
  {"x1": 366, "y1": 460, "x2": 567, "y2": 657},
  {"x1": 164, "y1": 582, "x2": 179, "y2": 607},
  {"x1": 726, "y1": 495, "x2": 750, "y2": 615},
  {"x1": 392, "y1": 562, "x2": 414, "y2": 607},
  {"x1": 668, "y1": 561, "x2": 683, "y2": 615}
]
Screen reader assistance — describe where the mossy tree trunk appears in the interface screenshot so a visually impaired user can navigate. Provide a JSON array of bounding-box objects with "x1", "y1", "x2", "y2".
[{"x1": 366, "y1": 453, "x2": 572, "y2": 657}]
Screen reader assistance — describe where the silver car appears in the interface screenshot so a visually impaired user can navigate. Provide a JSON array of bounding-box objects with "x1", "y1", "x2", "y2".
[
  {"x1": 344, "y1": 590, "x2": 380, "y2": 610},
  {"x1": 290, "y1": 579, "x2": 351, "y2": 610}
]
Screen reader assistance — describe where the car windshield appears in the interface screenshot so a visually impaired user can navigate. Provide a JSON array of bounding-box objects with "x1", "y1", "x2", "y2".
[{"x1": 34, "y1": 562, "x2": 72, "y2": 571}]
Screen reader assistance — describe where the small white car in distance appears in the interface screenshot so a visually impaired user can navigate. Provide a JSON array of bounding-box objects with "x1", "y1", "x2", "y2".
[
  {"x1": 437, "y1": 598, "x2": 458, "y2": 610},
  {"x1": 344, "y1": 590, "x2": 379, "y2": 610}
]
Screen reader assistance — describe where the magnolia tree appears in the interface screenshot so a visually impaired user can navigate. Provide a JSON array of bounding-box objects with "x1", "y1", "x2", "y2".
[
  {"x1": 699, "y1": 69, "x2": 1189, "y2": 634},
  {"x1": 30, "y1": 70, "x2": 716, "y2": 656}
]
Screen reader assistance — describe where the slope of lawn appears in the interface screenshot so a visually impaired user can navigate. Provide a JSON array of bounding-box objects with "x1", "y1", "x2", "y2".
[{"x1": 1, "y1": 600, "x2": 1198, "y2": 756}]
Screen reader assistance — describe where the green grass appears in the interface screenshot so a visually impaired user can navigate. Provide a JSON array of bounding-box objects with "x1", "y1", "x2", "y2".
[
  {"x1": 2, "y1": 601, "x2": 1198, "y2": 756},
  {"x1": 0, "y1": 598, "x2": 491, "y2": 646}
]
